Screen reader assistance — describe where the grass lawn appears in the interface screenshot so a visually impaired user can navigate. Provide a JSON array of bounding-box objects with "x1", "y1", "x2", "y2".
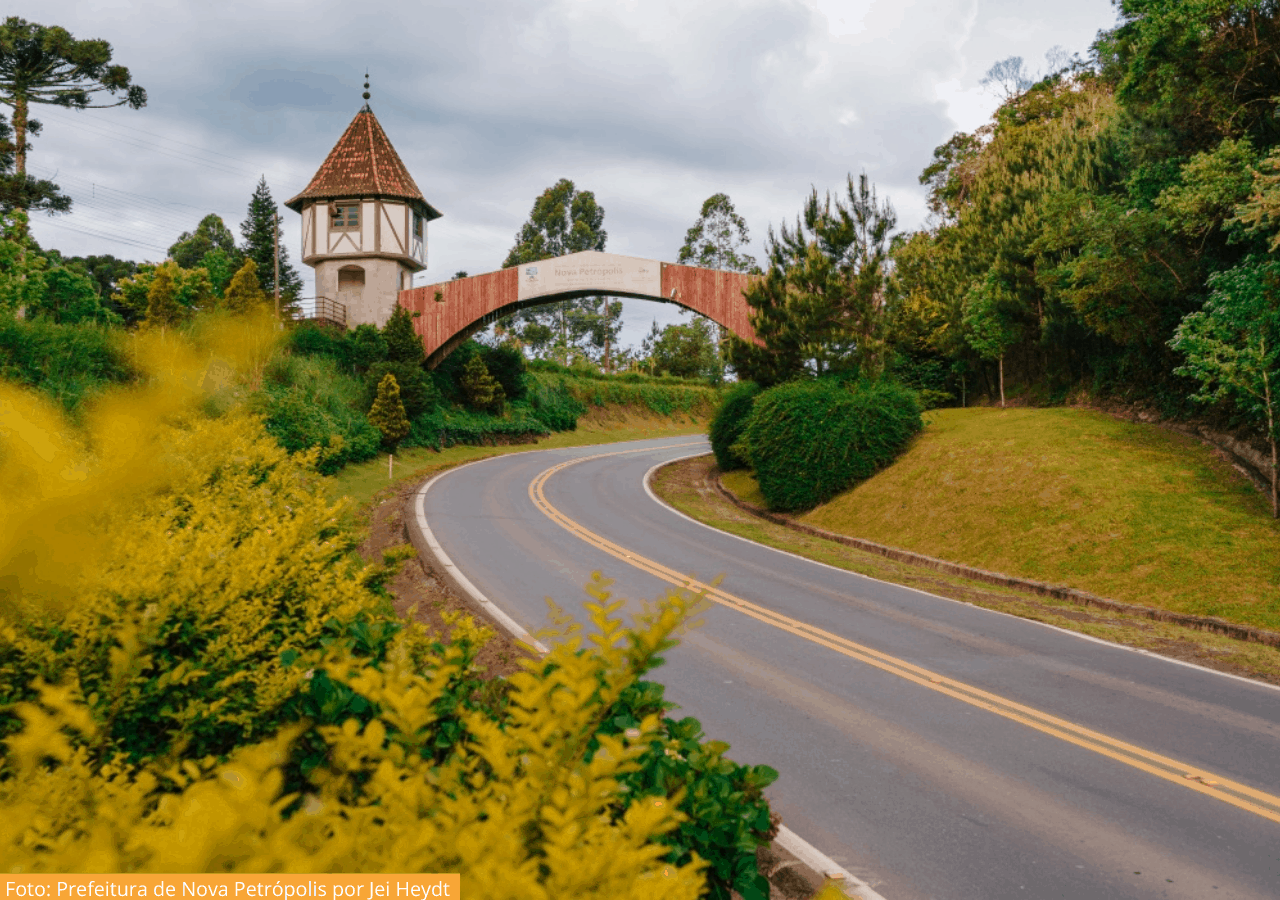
[
  {"x1": 735, "y1": 407, "x2": 1280, "y2": 632},
  {"x1": 328, "y1": 408, "x2": 707, "y2": 509}
]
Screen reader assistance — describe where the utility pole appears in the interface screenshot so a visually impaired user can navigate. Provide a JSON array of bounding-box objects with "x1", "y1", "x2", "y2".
[{"x1": 273, "y1": 211, "x2": 281, "y2": 319}]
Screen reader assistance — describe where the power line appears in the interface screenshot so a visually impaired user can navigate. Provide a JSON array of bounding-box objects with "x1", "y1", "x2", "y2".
[
  {"x1": 33, "y1": 218, "x2": 170, "y2": 254},
  {"x1": 40, "y1": 108, "x2": 311, "y2": 185}
]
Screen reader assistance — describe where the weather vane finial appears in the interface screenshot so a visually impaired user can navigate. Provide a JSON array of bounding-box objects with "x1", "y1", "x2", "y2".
[{"x1": 362, "y1": 71, "x2": 371, "y2": 108}]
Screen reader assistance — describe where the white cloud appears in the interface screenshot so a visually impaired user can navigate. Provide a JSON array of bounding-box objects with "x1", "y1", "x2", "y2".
[{"x1": 17, "y1": 0, "x2": 1118, "y2": 349}]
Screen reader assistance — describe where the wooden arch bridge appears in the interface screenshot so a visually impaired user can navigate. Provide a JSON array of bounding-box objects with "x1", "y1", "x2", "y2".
[{"x1": 397, "y1": 251, "x2": 759, "y2": 368}]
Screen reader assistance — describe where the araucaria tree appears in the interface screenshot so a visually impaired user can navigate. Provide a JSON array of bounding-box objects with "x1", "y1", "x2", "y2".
[
  {"x1": 240, "y1": 176, "x2": 301, "y2": 304},
  {"x1": 730, "y1": 174, "x2": 896, "y2": 386},
  {"x1": 0, "y1": 18, "x2": 144, "y2": 217}
]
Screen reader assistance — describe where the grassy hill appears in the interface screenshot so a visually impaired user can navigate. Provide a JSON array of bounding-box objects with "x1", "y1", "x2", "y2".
[{"x1": 726, "y1": 407, "x2": 1280, "y2": 631}]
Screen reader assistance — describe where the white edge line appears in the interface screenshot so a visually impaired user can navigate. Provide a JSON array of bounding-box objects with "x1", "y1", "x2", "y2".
[
  {"x1": 415, "y1": 465, "x2": 550, "y2": 655},
  {"x1": 641, "y1": 454, "x2": 1280, "y2": 694},
  {"x1": 774, "y1": 826, "x2": 887, "y2": 900},
  {"x1": 412, "y1": 441, "x2": 881, "y2": 898}
]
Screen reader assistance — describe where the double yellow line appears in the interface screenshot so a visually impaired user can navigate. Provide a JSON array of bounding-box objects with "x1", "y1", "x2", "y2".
[{"x1": 529, "y1": 446, "x2": 1280, "y2": 825}]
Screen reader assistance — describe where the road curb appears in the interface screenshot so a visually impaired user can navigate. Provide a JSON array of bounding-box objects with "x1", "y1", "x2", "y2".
[
  {"x1": 403, "y1": 449, "x2": 882, "y2": 900},
  {"x1": 703, "y1": 462, "x2": 1280, "y2": 650}
]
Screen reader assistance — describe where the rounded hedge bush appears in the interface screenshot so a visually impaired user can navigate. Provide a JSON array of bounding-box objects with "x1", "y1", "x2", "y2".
[
  {"x1": 744, "y1": 378, "x2": 923, "y2": 511},
  {"x1": 708, "y1": 380, "x2": 760, "y2": 471}
]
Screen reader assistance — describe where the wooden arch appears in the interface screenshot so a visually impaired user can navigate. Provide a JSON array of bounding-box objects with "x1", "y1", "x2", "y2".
[{"x1": 397, "y1": 251, "x2": 759, "y2": 368}]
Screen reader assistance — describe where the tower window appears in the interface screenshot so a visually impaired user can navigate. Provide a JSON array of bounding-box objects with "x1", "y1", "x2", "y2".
[
  {"x1": 330, "y1": 202, "x2": 360, "y2": 230},
  {"x1": 338, "y1": 265, "x2": 365, "y2": 289},
  {"x1": 413, "y1": 212, "x2": 424, "y2": 241}
]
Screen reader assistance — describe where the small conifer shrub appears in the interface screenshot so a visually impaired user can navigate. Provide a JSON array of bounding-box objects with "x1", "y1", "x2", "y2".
[{"x1": 368, "y1": 372, "x2": 410, "y2": 449}]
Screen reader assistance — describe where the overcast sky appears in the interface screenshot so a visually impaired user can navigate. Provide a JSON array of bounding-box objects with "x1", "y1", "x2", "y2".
[{"x1": 20, "y1": 0, "x2": 1119, "y2": 349}]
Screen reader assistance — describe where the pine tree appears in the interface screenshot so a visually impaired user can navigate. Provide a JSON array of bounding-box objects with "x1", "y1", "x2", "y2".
[
  {"x1": 460, "y1": 353, "x2": 505, "y2": 413},
  {"x1": 145, "y1": 261, "x2": 183, "y2": 327},
  {"x1": 383, "y1": 303, "x2": 424, "y2": 364},
  {"x1": 223, "y1": 258, "x2": 268, "y2": 313},
  {"x1": 240, "y1": 176, "x2": 301, "y2": 302},
  {"x1": 368, "y1": 373, "x2": 410, "y2": 450}
]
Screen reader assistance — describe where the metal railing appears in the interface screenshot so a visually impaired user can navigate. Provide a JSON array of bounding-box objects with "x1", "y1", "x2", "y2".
[{"x1": 293, "y1": 296, "x2": 347, "y2": 330}]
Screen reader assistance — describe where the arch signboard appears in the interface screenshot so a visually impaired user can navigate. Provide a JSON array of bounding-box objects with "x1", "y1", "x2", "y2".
[{"x1": 398, "y1": 250, "x2": 759, "y2": 368}]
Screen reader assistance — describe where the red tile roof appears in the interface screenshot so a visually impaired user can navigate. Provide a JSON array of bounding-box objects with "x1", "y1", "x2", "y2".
[{"x1": 285, "y1": 107, "x2": 441, "y2": 219}]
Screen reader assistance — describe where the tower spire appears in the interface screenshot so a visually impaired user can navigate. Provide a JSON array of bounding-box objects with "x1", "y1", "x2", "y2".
[{"x1": 362, "y1": 71, "x2": 371, "y2": 110}]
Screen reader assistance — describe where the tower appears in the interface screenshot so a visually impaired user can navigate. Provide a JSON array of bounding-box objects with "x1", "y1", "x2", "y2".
[{"x1": 285, "y1": 83, "x2": 441, "y2": 328}]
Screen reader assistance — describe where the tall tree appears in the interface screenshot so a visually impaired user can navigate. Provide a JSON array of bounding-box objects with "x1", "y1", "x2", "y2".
[
  {"x1": 677, "y1": 194, "x2": 758, "y2": 273},
  {"x1": 0, "y1": 18, "x2": 144, "y2": 214},
  {"x1": 222, "y1": 259, "x2": 267, "y2": 313},
  {"x1": 0, "y1": 117, "x2": 67, "y2": 215},
  {"x1": 240, "y1": 176, "x2": 301, "y2": 304},
  {"x1": 730, "y1": 174, "x2": 896, "y2": 386},
  {"x1": 642, "y1": 317, "x2": 721, "y2": 381},
  {"x1": 368, "y1": 373, "x2": 410, "y2": 451},
  {"x1": 145, "y1": 261, "x2": 184, "y2": 328},
  {"x1": 383, "y1": 303, "x2": 424, "y2": 365},
  {"x1": 502, "y1": 178, "x2": 607, "y2": 360},
  {"x1": 169, "y1": 214, "x2": 240, "y2": 269}
]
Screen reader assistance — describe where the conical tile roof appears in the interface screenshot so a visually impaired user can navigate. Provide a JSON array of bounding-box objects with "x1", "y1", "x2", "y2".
[{"x1": 285, "y1": 107, "x2": 441, "y2": 219}]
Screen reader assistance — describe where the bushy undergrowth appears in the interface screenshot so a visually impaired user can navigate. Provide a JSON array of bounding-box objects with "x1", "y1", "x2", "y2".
[
  {"x1": 528, "y1": 358, "x2": 715, "y2": 388},
  {"x1": 252, "y1": 354, "x2": 381, "y2": 474},
  {"x1": 0, "y1": 315, "x2": 134, "y2": 413},
  {"x1": 745, "y1": 378, "x2": 923, "y2": 511},
  {"x1": 0, "y1": 322, "x2": 783, "y2": 896},
  {"x1": 709, "y1": 381, "x2": 760, "y2": 471},
  {"x1": 540, "y1": 371, "x2": 720, "y2": 418}
]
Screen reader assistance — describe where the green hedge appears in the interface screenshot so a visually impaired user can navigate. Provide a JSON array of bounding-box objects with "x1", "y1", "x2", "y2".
[
  {"x1": 0, "y1": 316, "x2": 134, "y2": 412},
  {"x1": 745, "y1": 378, "x2": 923, "y2": 511},
  {"x1": 708, "y1": 381, "x2": 760, "y2": 471},
  {"x1": 537, "y1": 372, "x2": 720, "y2": 418}
]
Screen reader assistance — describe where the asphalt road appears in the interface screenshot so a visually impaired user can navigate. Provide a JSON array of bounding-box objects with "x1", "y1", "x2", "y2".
[{"x1": 420, "y1": 435, "x2": 1280, "y2": 900}]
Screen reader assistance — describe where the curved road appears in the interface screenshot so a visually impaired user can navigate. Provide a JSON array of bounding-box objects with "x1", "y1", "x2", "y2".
[{"x1": 419, "y1": 435, "x2": 1280, "y2": 900}]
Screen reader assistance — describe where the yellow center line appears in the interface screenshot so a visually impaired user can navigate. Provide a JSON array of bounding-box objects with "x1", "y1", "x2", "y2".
[{"x1": 529, "y1": 447, "x2": 1280, "y2": 825}]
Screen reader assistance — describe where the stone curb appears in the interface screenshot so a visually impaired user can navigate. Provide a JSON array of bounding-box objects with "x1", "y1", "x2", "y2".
[{"x1": 706, "y1": 465, "x2": 1280, "y2": 650}]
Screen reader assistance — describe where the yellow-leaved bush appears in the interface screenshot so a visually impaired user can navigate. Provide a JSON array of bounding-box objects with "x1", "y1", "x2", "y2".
[
  {"x1": 0, "y1": 590, "x2": 712, "y2": 900},
  {"x1": 0, "y1": 316, "x2": 803, "y2": 898}
]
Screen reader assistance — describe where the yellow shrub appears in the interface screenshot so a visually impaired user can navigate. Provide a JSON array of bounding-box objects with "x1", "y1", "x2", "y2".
[{"x1": 0, "y1": 590, "x2": 708, "y2": 899}]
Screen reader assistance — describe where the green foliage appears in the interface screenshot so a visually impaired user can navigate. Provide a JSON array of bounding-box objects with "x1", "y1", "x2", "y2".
[
  {"x1": 112, "y1": 262, "x2": 213, "y2": 326},
  {"x1": 0, "y1": 314, "x2": 132, "y2": 411},
  {"x1": 731, "y1": 174, "x2": 896, "y2": 387},
  {"x1": 460, "y1": 352, "x2": 505, "y2": 413},
  {"x1": 144, "y1": 260, "x2": 185, "y2": 327},
  {"x1": 363, "y1": 359, "x2": 438, "y2": 419},
  {"x1": 168, "y1": 213, "x2": 240, "y2": 270},
  {"x1": 254, "y1": 353, "x2": 380, "y2": 474},
  {"x1": 708, "y1": 381, "x2": 760, "y2": 471},
  {"x1": 500, "y1": 178, "x2": 609, "y2": 360},
  {"x1": 240, "y1": 176, "x2": 301, "y2": 301},
  {"x1": 744, "y1": 378, "x2": 923, "y2": 511},
  {"x1": 1170, "y1": 256, "x2": 1280, "y2": 514},
  {"x1": 222, "y1": 257, "x2": 268, "y2": 313},
  {"x1": 0, "y1": 16, "x2": 145, "y2": 198},
  {"x1": 368, "y1": 372, "x2": 410, "y2": 450},
  {"x1": 677, "y1": 193, "x2": 758, "y2": 274},
  {"x1": 383, "y1": 303, "x2": 424, "y2": 364},
  {"x1": 406, "y1": 405, "x2": 550, "y2": 450},
  {"x1": 643, "y1": 317, "x2": 722, "y2": 381},
  {"x1": 523, "y1": 374, "x2": 588, "y2": 431},
  {"x1": 0, "y1": 210, "x2": 45, "y2": 313},
  {"x1": 348, "y1": 323, "x2": 388, "y2": 372},
  {"x1": 27, "y1": 265, "x2": 119, "y2": 324},
  {"x1": 481, "y1": 343, "x2": 528, "y2": 401},
  {"x1": 539, "y1": 371, "x2": 719, "y2": 418}
]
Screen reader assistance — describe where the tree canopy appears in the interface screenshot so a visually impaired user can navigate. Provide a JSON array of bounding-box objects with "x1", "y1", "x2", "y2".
[{"x1": 0, "y1": 17, "x2": 144, "y2": 220}]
